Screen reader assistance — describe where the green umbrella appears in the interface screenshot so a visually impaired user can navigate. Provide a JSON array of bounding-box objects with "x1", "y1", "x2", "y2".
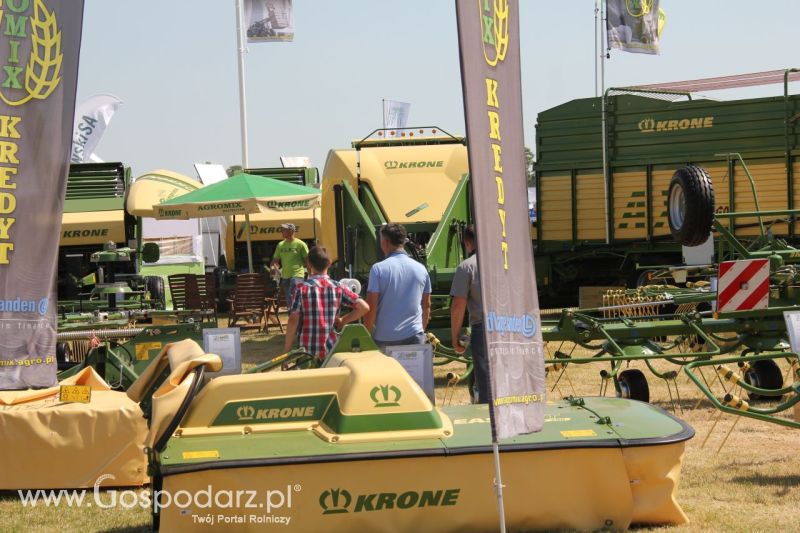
[{"x1": 153, "y1": 172, "x2": 320, "y2": 272}]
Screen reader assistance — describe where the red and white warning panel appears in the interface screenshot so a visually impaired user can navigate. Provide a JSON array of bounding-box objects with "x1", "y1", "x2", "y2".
[{"x1": 717, "y1": 259, "x2": 770, "y2": 312}]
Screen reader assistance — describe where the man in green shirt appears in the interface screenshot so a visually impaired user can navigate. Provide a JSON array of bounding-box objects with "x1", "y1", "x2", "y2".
[{"x1": 270, "y1": 223, "x2": 309, "y2": 307}]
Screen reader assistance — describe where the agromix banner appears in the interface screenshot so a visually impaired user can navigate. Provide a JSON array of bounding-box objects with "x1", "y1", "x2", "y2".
[
  {"x1": 0, "y1": 0, "x2": 84, "y2": 389},
  {"x1": 456, "y1": 0, "x2": 546, "y2": 439}
]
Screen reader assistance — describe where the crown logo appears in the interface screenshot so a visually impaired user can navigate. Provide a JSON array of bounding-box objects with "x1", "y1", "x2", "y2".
[
  {"x1": 319, "y1": 488, "x2": 351, "y2": 514},
  {"x1": 384, "y1": 160, "x2": 398, "y2": 169},
  {"x1": 370, "y1": 384, "x2": 401, "y2": 407},
  {"x1": 638, "y1": 118, "x2": 656, "y2": 133},
  {"x1": 236, "y1": 405, "x2": 255, "y2": 420}
]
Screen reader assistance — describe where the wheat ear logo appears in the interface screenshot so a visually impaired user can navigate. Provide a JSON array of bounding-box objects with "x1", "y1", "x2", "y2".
[
  {"x1": 370, "y1": 384, "x2": 402, "y2": 407},
  {"x1": 319, "y1": 488, "x2": 352, "y2": 514},
  {"x1": 479, "y1": 0, "x2": 509, "y2": 67},
  {"x1": 625, "y1": 0, "x2": 654, "y2": 18},
  {"x1": 0, "y1": 0, "x2": 63, "y2": 107}
]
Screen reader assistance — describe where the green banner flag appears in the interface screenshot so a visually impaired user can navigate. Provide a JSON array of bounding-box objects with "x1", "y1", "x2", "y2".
[
  {"x1": 0, "y1": 0, "x2": 85, "y2": 389},
  {"x1": 456, "y1": 0, "x2": 546, "y2": 439}
]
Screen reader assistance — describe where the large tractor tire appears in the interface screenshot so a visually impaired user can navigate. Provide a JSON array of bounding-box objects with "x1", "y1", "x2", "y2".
[
  {"x1": 744, "y1": 359, "x2": 784, "y2": 402},
  {"x1": 667, "y1": 165, "x2": 715, "y2": 247},
  {"x1": 615, "y1": 368, "x2": 650, "y2": 403}
]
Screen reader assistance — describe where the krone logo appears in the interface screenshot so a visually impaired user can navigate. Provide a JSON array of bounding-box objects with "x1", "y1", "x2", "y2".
[
  {"x1": 0, "y1": 0, "x2": 63, "y2": 107},
  {"x1": 384, "y1": 160, "x2": 445, "y2": 170},
  {"x1": 637, "y1": 115, "x2": 714, "y2": 133},
  {"x1": 236, "y1": 405, "x2": 255, "y2": 420},
  {"x1": 638, "y1": 118, "x2": 656, "y2": 133},
  {"x1": 370, "y1": 384, "x2": 401, "y2": 407},
  {"x1": 480, "y1": 0, "x2": 509, "y2": 67},
  {"x1": 319, "y1": 488, "x2": 352, "y2": 514}
]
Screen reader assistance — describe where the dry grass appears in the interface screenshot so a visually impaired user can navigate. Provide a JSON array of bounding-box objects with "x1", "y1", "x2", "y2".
[{"x1": 2, "y1": 323, "x2": 799, "y2": 532}]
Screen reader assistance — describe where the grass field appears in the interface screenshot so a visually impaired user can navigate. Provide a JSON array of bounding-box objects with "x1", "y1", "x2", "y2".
[{"x1": 1, "y1": 322, "x2": 798, "y2": 532}]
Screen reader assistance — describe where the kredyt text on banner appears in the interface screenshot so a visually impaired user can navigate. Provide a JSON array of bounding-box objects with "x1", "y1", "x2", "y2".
[
  {"x1": 0, "y1": 0, "x2": 85, "y2": 389},
  {"x1": 455, "y1": 0, "x2": 545, "y2": 439}
]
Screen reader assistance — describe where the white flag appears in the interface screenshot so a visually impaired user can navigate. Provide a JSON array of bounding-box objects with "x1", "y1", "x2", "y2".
[
  {"x1": 383, "y1": 100, "x2": 411, "y2": 129},
  {"x1": 280, "y1": 156, "x2": 311, "y2": 168},
  {"x1": 245, "y1": 0, "x2": 294, "y2": 42},
  {"x1": 71, "y1": 94, "x2": 123, "y2": 163}
]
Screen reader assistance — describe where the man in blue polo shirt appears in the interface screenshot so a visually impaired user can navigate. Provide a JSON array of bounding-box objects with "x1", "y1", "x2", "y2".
[{"x1": 364, "y1": 223, "x2": 431, "y2": 350}]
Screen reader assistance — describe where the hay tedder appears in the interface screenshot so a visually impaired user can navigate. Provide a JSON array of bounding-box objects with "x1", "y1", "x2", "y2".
[{"x1": 521, "y1": 158, "x2": 800, "y2": 429}]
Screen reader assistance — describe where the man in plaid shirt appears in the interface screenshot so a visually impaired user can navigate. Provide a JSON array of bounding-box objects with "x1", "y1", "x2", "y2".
[{"x1": 284, "y1": 246, "x2": 369, "y2": 361}]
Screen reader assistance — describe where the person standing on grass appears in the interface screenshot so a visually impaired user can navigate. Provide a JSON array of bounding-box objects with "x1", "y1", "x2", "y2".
[
  {"x1": 284, "y1": 246, "x2": 369, "y2": 362},
  {"x1": 449, "y1": 225, "x2": 488, "y2": 403},
  {"x1": 270, "y1": 223, "x2": 308, "y2": 308},
  {"x1": 364, "y1": 223, "x2": 431, "y2": 352}
]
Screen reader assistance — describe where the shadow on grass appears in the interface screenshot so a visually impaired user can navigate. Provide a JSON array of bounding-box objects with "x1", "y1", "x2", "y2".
[
  {"x1": 0, "y1": 490, "x2": 22, "y2": 502},
  {"x1": 240, "y1": 329, "x2": 285, "y2": 368},
  {"x1": 730, "y1": 473, "x2": 800, "y2": 487},
  {"x1": 650, "y1": 397, "x2": 716, "y2": 412}
]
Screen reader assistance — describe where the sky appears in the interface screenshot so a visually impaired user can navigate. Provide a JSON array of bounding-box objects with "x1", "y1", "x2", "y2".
[{"x1": 77, "y1": 0, "x2": 800, "y2": 179}]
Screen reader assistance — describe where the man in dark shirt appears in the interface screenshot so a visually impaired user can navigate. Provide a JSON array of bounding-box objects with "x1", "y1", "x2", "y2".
[{"x1": 449, "y1": 225, "x2": 488, "y2": 403}]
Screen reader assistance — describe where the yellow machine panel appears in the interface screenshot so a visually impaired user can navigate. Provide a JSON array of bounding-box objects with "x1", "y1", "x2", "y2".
[
  {"x1": 794, "y1": 161, "x2": 800, "y2": 234},
  {"x1": 320, "y1": 149, "x2": 358, "y2": 263},
  {"x1": 732, "y1": 161, "x2": 788, "y2": 236},
  {"x1": 358, "y1": 143, "x2": 467, "y2": 222},
  {"x1": 320, "y1": 141, "x2": 468, "y2": 263},
  {"x1": 231, "y1": 210, "x2": 321, "y2": 242},
  {"x1": 613, "y1": 171, "x2": 647, "y2": 240},
  {"x1": 539, "y1": 175, "x2": 572, "y2": 241},
  {"x1": 576, "y1": 172, "x2": 605, "y2": 241},
  {"x1": 126, "y1": 169, "x2": 202, "y2": 217},
  {"x1": 60, "y1": 210, "x2": 126, "y2": 246}
]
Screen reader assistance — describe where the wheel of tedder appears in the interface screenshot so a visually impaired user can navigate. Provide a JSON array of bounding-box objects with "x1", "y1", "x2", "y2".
[
  {"x1": 636, "y1": 269, "x2": 657, "y2": 287},
  {"x1": 56, "y1": 342, "x2": 75, "y2": 372},
  {"x1": 615, "y1": 369, "x2": 650, "y2": 403},
  {"x1": 667, "y1": 164, "x2": 715, "y2": 247},
  {"x1": 145, "y1": 276, "x2": 166, "y2": 309},
  {"x1": 744, "y1": 359, "x2": 783, "y2": 402}
]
